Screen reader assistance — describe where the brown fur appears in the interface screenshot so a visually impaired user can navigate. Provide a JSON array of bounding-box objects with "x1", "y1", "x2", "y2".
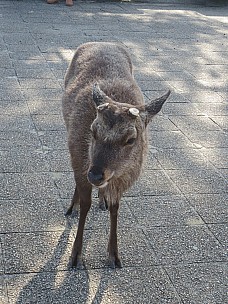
[{"x1": 62, "y1": 42, "x2": 170, "y2": 268}]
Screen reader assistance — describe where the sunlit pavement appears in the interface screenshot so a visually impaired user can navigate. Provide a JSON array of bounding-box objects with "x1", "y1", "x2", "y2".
[{"x1": 0, "y1": 0, "x2": 227, "y2": 303}]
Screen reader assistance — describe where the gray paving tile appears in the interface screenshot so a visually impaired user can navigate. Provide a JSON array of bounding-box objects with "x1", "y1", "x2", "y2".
[
  {"x1": 200, "y1": 147, "x2": 228, "y2": 169},
  {"x1": 0, "y1": 130, "x2": 41, "y2": 149},
  {"x1": 38, "y1": 130, "x2": 68, "y2": 150},
  {"x1": 21, "y1": 88, "x2": 63, "y2": 101},
  {"x1": 32, "y1": 114, "x2": 65, "y2": 131},
  {"x1": 184, "y1": 130, "x2": 228, "y2": 148},
  {"x1": 150, "y1": 115, "x2": 178, "y2": 131},
  {"x1": 149, "y1": 131, "x2": 196, "y2": 149},
  {"x1": 0, "y1": 173, "x2": 58, "y2": 200},
  {"x1": 154, "y1": 148, "x2": 211, "y2": 170},
  {"x1": 0, "y1": 277, "x2": 8, "y2": 304},
  {"x1": 126, "y1": 195, "x2": 204, "y2": 228},
  {"x1": 0, "y1": 199, "x2": 66, "y2": 233},
  {"x1": 6, "y1": 266, "x2": 181, "y2": 304},
  {"x1": 167, "y1": 168, "x2": 227, "y2": 194},
  {"x1": 0, "y1": 147, "x2": 49, "y2": 173},
  {"x1": 162, "y1": 102, "x2": 202, "y2": 116},
  {"x1": 6, "y1": 271, "x2": 90, "y2": 304},
  {"x1": 208, "y1": 224, "x2": 228, "y2": 249},
  {"x1": 3, "y1": 230, "x2": 74, "y2": 274},
  {"x1": 0, "y1": 237, "x2": 4, "y2": 275},
  {"x1": 0, "y1": 99, "x2": 29, "y2": 116},
  {"x1": 187, "y1": 194, "x2": 228, "y2": 223},
  {"x1": 0, "y1": 114, "x2": 34, "y2": 132},
  {"x1": 46, "y1": 149, "x2": 72, "y2": 172},
  {"x1": 0, "y1": 88, "x2": 24, "y2": 101},
  {"x1": 169, "y1": 115, "x2": 221, "y2": 132},
  {"x1": 127, "y1": 169, "x2": 181, "y2": 196},
  {"x1": 18, "y1": 78, "x2": 62, "y2": 90},
  {"x1": 16, "y1": 67, "x2": 56, "y2": 79},
  {"x1": 145, "y1": 225, "x2": 227, "y2": 265},
  {"x1": 211, "y1": 116, "x2": 228, "y2": 130},
  {"x1": 165, "y1": 263, "x2": 227, "y2": 304}
]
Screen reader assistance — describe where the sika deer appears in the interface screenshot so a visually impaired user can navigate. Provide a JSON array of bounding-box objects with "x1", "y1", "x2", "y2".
[{"x1": 62, "y1": 42, "x2": 170, "y2": 268}]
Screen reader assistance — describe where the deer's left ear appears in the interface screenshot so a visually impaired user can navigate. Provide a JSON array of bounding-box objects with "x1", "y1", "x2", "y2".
[{"x1": 144, "y1": 90, "x2": 171, "y2": 125}]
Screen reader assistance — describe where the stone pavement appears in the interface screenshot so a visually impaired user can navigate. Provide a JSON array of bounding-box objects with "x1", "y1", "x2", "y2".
[{"x1": 0, "y1": 0, "x2": 227, "y2": 303}]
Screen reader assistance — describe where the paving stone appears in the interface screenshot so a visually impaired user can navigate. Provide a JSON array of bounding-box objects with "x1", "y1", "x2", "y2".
[
  {"x1": 18, "y1": 78, "x2": 62, "y2": 90},
  {"x1": 145, "y1": 225, "x2": 227, "y2": 265},
  {"x1": 187, "y1": 194, "x2": 228, "y2": 223},
  {"x1": 0, "y1": 277, "x2": 8, "y2": 304},
  {"x1": 26, "y1": 98, "x2": 62, "y2": 115},
  {"x1": 126, "y1": 195, "x2": 204, "y2": 228},
  {"x1": 6, "y1": 270, "x2": 90, "y2": 304},
  {"x1": 0, "y1": 130, "x2": 41, "y2": 149},
  {"x1": 167, "y1": 168, "x2": 227, "y2": 194},
  {"x1": 162, "y1": 102, "x2": 202, "y2": 116},
  {"x1": 22, "y1": 88, "x2": 63, "y2": 101},
  {"x1": 200, "y1": 147, "x2": 228, "y2": 169},
  {"x1": 150, "y1": 115, "x2": 178, "y2": 131},
  {"x1": 208, "y1": 224, "x2": 228, "y2": 249},
  {"x1": 184, "y1": 130, "x2": 228, "y2": 148},
  {"x1": 32, "y1": 114, "x2": 65, "y2": 131},
  {"x1": 0, "y1": 114, "x2": 34, "y2": 132},
  {"x1": 154, "y1": 148, "x2": 211, "y2": 170},
  {"x1": 0, "y1": 147, "x2": 49, "y2": 173},
  {"x1": 165, "y1": 263, "x2": 227, "y2": 304},
  {"x1": 0, "y1": 173, "x2": 58, "y2": 200},
  {"x1": 210, "y1": 116, "x2": 228, "y2": 130},
  {"x1": 0, "y1": 238, "x2": 4, "y2": 275},
  {"x1": 149, "y1": 131, "x2": 196, "y2": 149},
  {"x1": 0, "y1": 99, "x2": 29, "y2": 116},
  {"x1": 16, "y1": 67, "x2": 56, "y2": 79},
  {"x1": 0, "y1": 198, "x2": 67, "y2": 233},
  {"x1": 127, "y1": 169, "x2": 181, "y2": 196},
  {"x1": 0, "y1": 88, "x2": 24, "y2": 101},
  {"x1": 169, "y1": 115, "x2": 221, "y2": 131},
  {"x1": 46, "y1": 149, "x2": 72, "y2": 172},
  {"x1": 38, "y1": 130, "x2": 68, "y2": 150},
  {"x1": 3, "y1": 230, "x2": 74, "y2": 274}
]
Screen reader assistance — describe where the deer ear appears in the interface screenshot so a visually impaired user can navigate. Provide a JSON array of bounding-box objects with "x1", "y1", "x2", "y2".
[
  {"x1": 144, "y1": 90, "x2": 171, "y2": 124},
  {"x1": 92, "y1": 83, "x2": 107, "y2": 107}
]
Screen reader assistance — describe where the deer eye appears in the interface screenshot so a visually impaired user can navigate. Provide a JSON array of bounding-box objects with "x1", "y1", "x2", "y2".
[{"x1": 125, "y1": 137, "x2": 136, "y2": 145}]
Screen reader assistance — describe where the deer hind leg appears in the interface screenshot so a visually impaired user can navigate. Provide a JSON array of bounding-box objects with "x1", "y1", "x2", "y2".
[
  {"x1": 65, "y1": 185, "x2": 79, "y2": 216},
  {"x1": 70, "y1": 184, "x2": 92, "y2": 268},
  {"x1": 98, "y1": 188, "x2": 108, "y2": 211},
  {"x1": 108, "y1": 202, "x2": 122, "y2": 268}
]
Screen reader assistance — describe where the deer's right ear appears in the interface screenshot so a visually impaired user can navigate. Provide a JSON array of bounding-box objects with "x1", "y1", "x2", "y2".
[{"x1": 92, "y1": 83, "x2": 107, "y2": 107}]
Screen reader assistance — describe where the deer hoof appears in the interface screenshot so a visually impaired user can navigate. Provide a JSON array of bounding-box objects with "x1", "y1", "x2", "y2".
[
  {"x1": 108, "y1": 255, "x2": 123, "y2": 269},
  {"x1": 70, "y1": 254, "x2": 83, "y2": 269}
]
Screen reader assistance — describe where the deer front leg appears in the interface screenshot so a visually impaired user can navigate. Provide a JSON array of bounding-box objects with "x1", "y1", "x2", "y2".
[
  {"x1": 65, "y1": 185, "x2": 79, "y2": 216},
  {"x1": 108, "y1": 202, "x2": 122, "y2": 268},
  {"x1": 70, "y1": 185, "x2": 92, "y2": 268}
]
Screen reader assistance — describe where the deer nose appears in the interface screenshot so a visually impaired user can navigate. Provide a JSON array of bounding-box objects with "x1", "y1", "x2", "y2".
[{"x1": 88, "y1": 167, "x2": 104, "y2": 186}]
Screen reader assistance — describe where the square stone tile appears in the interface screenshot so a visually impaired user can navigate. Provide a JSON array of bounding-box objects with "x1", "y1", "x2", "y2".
[
  {"x1": 0, "y1": 277, "x2": 8, "y2": 304},
  {"x1": 145, "y1": 225, "x2": 226, "y2": 265},
  {"x1": 184, "y1": 130, "x2": 228, "y2": 148},
  {"x1": 46, "y1": 149, "x2": 72, "y2": 172},
  {"x1": 187, "y1": 194, "x2": 228, "y2": 223},
  {"x1": 18, "y1": 78, "x2": 62, "y2": 90},
  {"x1": 165, "y1": 263, "x2": 227, "y2": 304},
  {"x1": 126, "y1": 195, "x2": 204, "y2": 228},
  {"x1": 211, "y1": 116, "x2": 228, "y2": 131},
  {"x1": 0, "y1": 99, "x2": 29, "y2": 116},
  {"x1": 0, "y1": 114, "x2": 34, "y2": 132},
  {"x1": 0, "y1": 173, "x2": 58, "y2": 200},
  {"x1": 162, "y1": 102, "x2": 202, "y2": 116},
  {"x1": 89, "y1": 267, "x2": 181, "y2": 304},
  {"x1": 0, "y1": 198, "x2": 67, "y2": 233},
  {"x1": 127, "y1": 169, "x2": 180, "y2": 197},
  {"x1": 83, "y1": 227, "x2": 157, "y2": 269},
  {"x1": 22, "y1": 88, "x2": 63, "y2": 102},
  {"x1": 166, "y1": 168, "x2": 227, "y2": 194},
  {"x1": 6, "y1": 271, "x2": 90, "y2": 304},
  {"x1": 3, "y1": 230, "x2": 74, "y2": 274},
  {"x1": 52, "y1": 172, "x2": 75, "y2": 199},
  {"x1": 38, "y1": 130, "x2": 68, "y2": 150},
  {"x1": 193, "y1": 103, "x2": 228, "y2": 117},
  {"x1": 0, "y1": 130, "x2": 41, "y2": 149},
  {"x1": 200, "y1": 147, "x2": 228, "y2": 169},
  {"x1": 0, "y1": 238, "x2": 4, "y2": 275},
  {"x1": 0, "y1": 147, "x2": 49, "y2": 173},
  {"x1": 150, "y1": 115, "x2": 178, "y2": 131},
  {"x1": 32, "y1": 114, "x2": 65, "y2": 131},
  {"x1": 149, "y1": 131, "x2": 195, "y2": 149},
  {"x1": 169, "y1": 116, "x2": 221, "y2": 132},
  {"x1": 208, "y1": 224, "x2": 228, "y2": 249},
  {"x1": 155, "y1": 148, "x2": 211, "y2": 170}
]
